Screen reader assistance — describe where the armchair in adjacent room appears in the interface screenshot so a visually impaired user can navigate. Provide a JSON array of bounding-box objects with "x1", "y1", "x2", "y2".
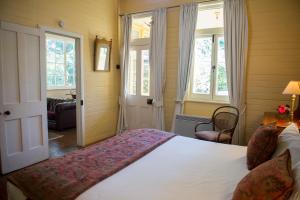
[{"x1": 47, "y1": 98, "x2": 76, "y2": 131}]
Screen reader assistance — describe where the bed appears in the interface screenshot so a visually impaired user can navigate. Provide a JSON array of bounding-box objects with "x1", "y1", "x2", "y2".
[{"x1": 7, "y1": 129, "x2": 249, "y2": 200}]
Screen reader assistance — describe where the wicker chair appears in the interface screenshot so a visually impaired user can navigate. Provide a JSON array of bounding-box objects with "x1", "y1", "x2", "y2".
[{"x1": 194, "y1": 106, "x2": 239, "y2": 144}]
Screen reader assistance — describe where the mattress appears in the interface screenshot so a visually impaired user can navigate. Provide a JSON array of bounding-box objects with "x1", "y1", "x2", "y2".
[{"x1": 8, "y1": 136, "x2": 249, "y2": 200}]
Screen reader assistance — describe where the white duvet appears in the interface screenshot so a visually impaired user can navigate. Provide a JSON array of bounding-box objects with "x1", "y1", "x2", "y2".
[{"x1": 8, "y1": 136, "x2": 249, "y2": 200}]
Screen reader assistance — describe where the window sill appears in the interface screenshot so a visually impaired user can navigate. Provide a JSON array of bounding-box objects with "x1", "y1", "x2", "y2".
[
  {"x1": 47, "y1": 88, "x2": 76, "y2": 91},
  {"x1": 185, "y1": 99, "x2": 230, "y2": 105}
]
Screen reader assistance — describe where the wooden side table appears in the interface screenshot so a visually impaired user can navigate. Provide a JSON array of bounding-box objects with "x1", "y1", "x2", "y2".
[{"x1": 262, "y1": 112, "x2": 300, "y2": 131}]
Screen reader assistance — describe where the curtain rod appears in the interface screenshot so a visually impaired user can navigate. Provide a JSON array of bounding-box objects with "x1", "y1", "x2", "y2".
[{"x1": 119, "y1": 0, "x2": 222, "y2": 17}]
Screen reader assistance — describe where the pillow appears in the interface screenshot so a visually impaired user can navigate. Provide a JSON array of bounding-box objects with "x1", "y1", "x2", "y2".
[
  {"x1": 289, "y1": 162, "x2": 300, "y2": 199},
  {"x1": 273, "y1": 123, "x2": 300, "y2": 168},
  {"x1": 233, "y1": 149, "x2": 294, "y2": 200},
  {"x1": 247, "y1": 125, "x2": 279, "y2": 170}
]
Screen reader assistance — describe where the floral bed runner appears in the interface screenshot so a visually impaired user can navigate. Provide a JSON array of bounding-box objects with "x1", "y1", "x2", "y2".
[{"x1": 8, "y1": 129, "x2": 176, "y2": 200}]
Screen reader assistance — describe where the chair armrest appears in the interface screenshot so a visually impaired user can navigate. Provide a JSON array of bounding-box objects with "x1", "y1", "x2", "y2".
[
  {"x1": 194, "y1": 121, "x2": 213, "y2": 132},
  {"x1": 216, "y1": 129, "x2": 232, "y2": 143}
]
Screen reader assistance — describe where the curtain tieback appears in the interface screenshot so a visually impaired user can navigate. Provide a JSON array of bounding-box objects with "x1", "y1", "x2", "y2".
[
  {"x1": 153, "y1": 100, "x2": 164, "y2": 107},
  {"x1": 118, "y1": 96, "x2": 126, "y2": 105},
  {"x1": 175, "y1": 99, "x2": 184, "y2": 104}
]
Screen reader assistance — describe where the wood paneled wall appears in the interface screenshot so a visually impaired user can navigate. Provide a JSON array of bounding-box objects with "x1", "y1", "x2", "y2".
[{"x1": 245, "y1": 0, "x2": 300, "y2": 141}]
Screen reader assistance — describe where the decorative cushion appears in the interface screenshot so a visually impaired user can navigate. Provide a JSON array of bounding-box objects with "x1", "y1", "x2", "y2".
[
  {"x1": 247, "y1": 125, "x2": 279, "y2": 170},
  {"x1": 195, "y1": 131, "x2": 231, "y2": 143},
  {"x1": 233, "y1": 149, "x2": 294, "y2": 200},
  {"x1": 272, "y1": 123, "x2": 300, "y2": 168}
]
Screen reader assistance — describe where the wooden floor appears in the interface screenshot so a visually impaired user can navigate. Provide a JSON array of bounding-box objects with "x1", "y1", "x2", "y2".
[
  {"x1": 0, "y1": 128, "x2": 79, "y2": 200},
  {"x1": 49, "y1": 128, "x2": 80, "y2": 158}
]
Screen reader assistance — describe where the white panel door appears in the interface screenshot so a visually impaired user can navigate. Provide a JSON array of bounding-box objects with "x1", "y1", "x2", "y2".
[
  {"x1": 0, "y1": 22, "x2": 48, "y2": 174},
  {"x1": 127, "y1": 46, "x2": 154, "y2": 129}
]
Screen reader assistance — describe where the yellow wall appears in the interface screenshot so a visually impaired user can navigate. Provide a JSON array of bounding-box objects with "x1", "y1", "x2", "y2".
[
  {"x1": 0, "y1": 0, "x2": 120, "y2": 145},
  {"x1": 245, "y1": 0, "x2": 300, "y2": 141},
  {"x1": 120, "y1": 0, "x2": 300, "y2": 142}
]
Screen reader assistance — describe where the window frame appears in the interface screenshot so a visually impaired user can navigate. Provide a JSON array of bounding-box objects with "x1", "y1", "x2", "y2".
[
  {"x1": 130, "y1": 13, "x2": 152, "y2": 43},
  {"x1": 46, "y1": 33, "x2": 76, "y2": 90},
  {"x1": 127, "y1": 13, "x2": 152, "y2": 98},
  {"x1": 188, "y1": 31, "x2": 229, "y2": 103},
  {"x1": 187, "y1": 3, "x2": 229, "y2": 104}
]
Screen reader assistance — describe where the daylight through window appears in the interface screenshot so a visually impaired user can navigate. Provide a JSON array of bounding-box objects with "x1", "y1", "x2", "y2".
[
  {"x1": 46, "y1": 34, "x2": 76, "y2": 89},
  {"x1": 128, "y1": 14, "x2": 152, "y2": 97},
  {"x1": 189, "y1": 2, "x2": 229, "y2": 103}
]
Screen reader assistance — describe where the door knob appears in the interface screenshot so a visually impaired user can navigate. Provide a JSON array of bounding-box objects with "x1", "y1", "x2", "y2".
[{"x1": 4, "y1": 111, "x2": 10, "y2": 115}]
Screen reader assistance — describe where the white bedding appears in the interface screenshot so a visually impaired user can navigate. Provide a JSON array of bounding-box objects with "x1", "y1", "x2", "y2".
[{"x1": 8, "y1": 136, "x2": 249, "y2": 200}]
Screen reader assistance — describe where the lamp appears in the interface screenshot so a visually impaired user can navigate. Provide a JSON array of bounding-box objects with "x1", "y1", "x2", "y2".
[{"x1": 282, "y1": 81, "x2": 300, "y2": 122}]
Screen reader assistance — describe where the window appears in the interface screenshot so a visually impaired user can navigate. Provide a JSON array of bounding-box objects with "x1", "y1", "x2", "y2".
[
  {"x1": 188, "y1": 2, "x2": 229, "y2": 103},
  {"x1": 141, "y1": 49, "x2": 150, "y2": 96},
  {"x1": 128, "y1": 14, "x2": 152, "y2": 97},
  {"x1": 46, "y1": 33, "x2": 76, "y2": 89},
  {"x1": 131, "y1": 15, "x2": 151, "y2": 40}
]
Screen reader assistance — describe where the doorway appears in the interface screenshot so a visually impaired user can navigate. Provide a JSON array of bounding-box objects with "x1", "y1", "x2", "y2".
[
  {"x1": 43, "y1": 28, "x2": 85, "y2": 157},
  {"x1": 0, "y1": 22, "x2": 85, "y2": 174},
  {"x1": 126, "y1": 13, "x2": 155, "y2": 129}
]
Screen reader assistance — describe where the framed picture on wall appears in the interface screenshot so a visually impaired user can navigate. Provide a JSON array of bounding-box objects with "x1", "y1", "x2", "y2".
[{"x1": 94, "y1": 37, "x2": 112, "y2": 72}]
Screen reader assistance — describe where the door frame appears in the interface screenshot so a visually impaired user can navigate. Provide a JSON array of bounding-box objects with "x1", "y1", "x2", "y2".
[{"x1": 40, "y1": 26, "x2": 85, "y2": 146}]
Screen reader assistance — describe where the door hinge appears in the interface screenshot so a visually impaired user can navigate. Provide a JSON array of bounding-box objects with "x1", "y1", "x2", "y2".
[
  {"x1": 212, "y1": 35, "x2": 215, "y2": 43},
  {"x1": 80, "y1": 100, "x2": 83, "y2": 106}
]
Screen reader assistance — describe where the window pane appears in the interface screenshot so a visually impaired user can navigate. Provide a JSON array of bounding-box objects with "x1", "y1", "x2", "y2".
[
  {"x1": 55, "y1": 76, "x2": 65, "y2": 86},
  {"x1": 216, "y1": 36, "x2": 228, "y2": 96},
  {"x1": 55, "y1": 63, "x2": 65, "y2": 75},
  {"x1": 66, "y1": 43, "x2": 75, "y2": 64},
  {"x1": 66, "y1": 63, "x2": 76, "y2": 87},
  {"x1": 47, "y1": 62, "x2": 55, "y2": 75},
  {"x1": 47, "y1": 75, "x2": 56, "y2": 87},
  {"x1": 46, "y1": 39, "x2": 56, "y2": 62},
  {"x1": 66, "y1": 75, "x2": 75, "y2": 87},
  {"x1": 141, "y1": 50, "x2": 150, "y2": 96},
  {"x1": 131, "y1": 15, "x2": 151, "y2": 40},
  {"x1": 55, "y1": 40, "x2": 64, "y2": 64},
  {"x1": 66, "y1": 42, "x2": 76, "y2": 87},
  {"x1": 65, "y1": 43, "x2": 74, "y2": 54},
  {"x1": 197, "y1": 5, "x2": 223, "y2": 29},
  {"x1": 46, "y1": 34, "x2": 76, "y2": 89},
  {"x1": 192, "y1": 37, "x2": 212, "y2": 94},
  {"x1": 128, "y1": 50, "x2": 137, "y2": 95}
]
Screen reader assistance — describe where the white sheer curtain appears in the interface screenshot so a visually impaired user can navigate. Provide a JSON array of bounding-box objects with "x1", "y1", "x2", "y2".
[
  {"x1": 224, "y1": 0, "x2": 248, "y2": 145},
  {"x1": 117, "y1": 15, "x2": 132, "y2": 133},
  {"x1": 171, "y1": 3, "x2": 198, "y2": 131},
  {"x1": 150, "y1": 8, "x2": 167, "y2": 130}
]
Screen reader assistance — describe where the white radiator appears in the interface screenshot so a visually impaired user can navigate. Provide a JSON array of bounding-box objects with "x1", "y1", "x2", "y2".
[{"x1": 174, "y1": 114, "x2": 212, "y2": 138}]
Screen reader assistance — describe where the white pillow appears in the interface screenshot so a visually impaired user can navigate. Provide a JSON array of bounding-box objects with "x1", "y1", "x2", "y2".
[
  {"x1": 279, "y1": 124, "x2": 300, "y2": 200},
  {"x1": 289, "y1": 162, "x2": 300, "y2": 200},
  {"x1": 272, "y1": 123, "x2": 300, "y2": 167}
]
